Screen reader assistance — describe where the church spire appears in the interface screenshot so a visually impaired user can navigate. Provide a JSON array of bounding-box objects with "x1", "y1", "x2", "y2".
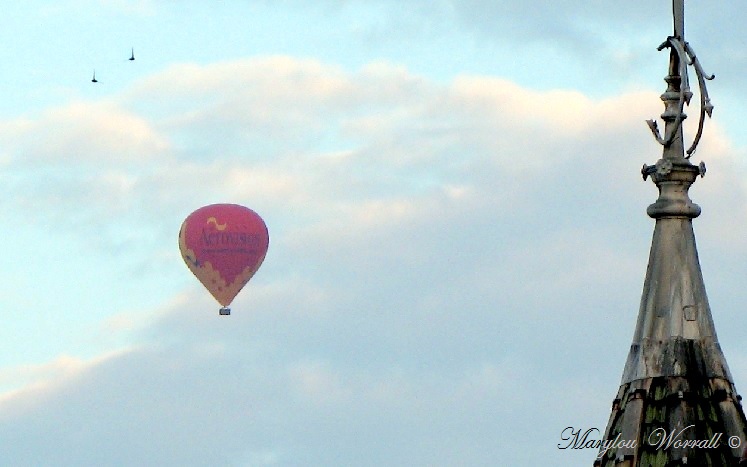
[{"x1": 595, "y1": 2, "x2": 747, "y2": 465}]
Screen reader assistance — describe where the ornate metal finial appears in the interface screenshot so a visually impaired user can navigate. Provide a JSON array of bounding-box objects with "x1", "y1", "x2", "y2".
[{"x1": 645, "y1": 0, "x2": 715, "y2": 159}]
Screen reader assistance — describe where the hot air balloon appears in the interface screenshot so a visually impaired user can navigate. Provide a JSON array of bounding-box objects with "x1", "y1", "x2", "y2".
[{"x1": 179, "y1": 203, "x2": 269, "y2": 315}]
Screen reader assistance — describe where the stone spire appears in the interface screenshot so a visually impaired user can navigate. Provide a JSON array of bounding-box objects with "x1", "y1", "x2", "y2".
[{"x1": 595, "y1": 2, "x2": 747, "y2": 466}]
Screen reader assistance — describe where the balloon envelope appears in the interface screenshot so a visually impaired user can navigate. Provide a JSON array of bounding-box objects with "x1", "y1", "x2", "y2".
[{"x1": 179, "y1": 203, "x2": 269, "y2": 307}]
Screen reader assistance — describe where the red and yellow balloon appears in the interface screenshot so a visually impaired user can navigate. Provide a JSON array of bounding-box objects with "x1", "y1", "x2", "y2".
[{"x1": 179, "y1": 203, "x2": 269, "y2": 315}]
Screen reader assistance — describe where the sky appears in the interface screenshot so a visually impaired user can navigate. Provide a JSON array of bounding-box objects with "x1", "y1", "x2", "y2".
[{"x1": 2, "y1": 1, "x2": 747, "y2": 465}]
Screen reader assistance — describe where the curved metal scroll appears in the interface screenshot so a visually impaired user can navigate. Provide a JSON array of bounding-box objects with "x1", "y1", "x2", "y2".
[{"x1": 645, "y1": 36, "x2": 715, "y2": 158}]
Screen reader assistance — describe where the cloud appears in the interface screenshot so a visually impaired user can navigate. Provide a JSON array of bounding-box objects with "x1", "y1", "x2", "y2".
[
  {"x1": 1, "y1": 102, "x2": 170, "y2": 166},
  {"x1": 0, "y1": 355, "x2": 87, "y2": 403},
  {"x1": 3, "y1": 55, "x2": 747, "y2": 465},
  {"x1": 0, "y1": 57, "x2": 613, "y2": 235},
  {"x1": 1, "y1": 285, "x2": 599, "y2": 465}
]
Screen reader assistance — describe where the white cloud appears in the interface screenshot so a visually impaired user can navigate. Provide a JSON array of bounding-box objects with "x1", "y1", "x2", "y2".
[
  {"x1": 0, "y1": 355, "x2": 85, "y2": 402},
  {"x1": 3, "y1": 55, "x2": 747, "y2": 465},
  {"x1": 0, "y1": 101, "x2": 170, "y2": 166},
  {"x1": 0, "y1": 309, "x2": 547, "y2": 465}
]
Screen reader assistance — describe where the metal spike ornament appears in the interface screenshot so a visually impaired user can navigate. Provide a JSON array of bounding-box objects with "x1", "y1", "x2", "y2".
[{"x1": 644, "y1": 0, "x2": 714, "y2": 162}]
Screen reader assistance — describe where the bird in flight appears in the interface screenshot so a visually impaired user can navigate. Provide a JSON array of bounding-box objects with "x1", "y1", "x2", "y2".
[{"x1": 91, "y1": 48, "x2": 134, "y2": 83}]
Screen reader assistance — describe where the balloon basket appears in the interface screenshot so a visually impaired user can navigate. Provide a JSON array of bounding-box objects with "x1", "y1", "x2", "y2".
[{"x1": 219, "y1": 307, "x2": 231, "y2": 316}]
